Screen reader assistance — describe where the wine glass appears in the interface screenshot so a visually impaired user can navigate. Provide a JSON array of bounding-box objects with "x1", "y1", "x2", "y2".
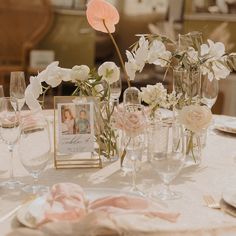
[
  {"x1": 110, "y1": 78, "x2": 122, "y2": 101},
  {"x1": 19, "y1": 112, "x2": 51, "y2": 195},
  {"x1": 202, "y1": 77, "x2": 219, "y2": 135},
  {"x1": 0, "y1": 85, "x2": 4, "y2": 97},
  {"x1": 152, "y1": 122, "x2": 186, "y2": 200},
  {"x1": 121, "y1": 104, "x2": 146, "y2": 196},
  {"x1": 201, "y1": 77, "x2": 219, "y2": 109},
  {"x1": 10, "y1": 71, "x2": 26, "y2": 111},
  {"x1": 0, "y1": 97, "x2": 22, "y2": 189}
]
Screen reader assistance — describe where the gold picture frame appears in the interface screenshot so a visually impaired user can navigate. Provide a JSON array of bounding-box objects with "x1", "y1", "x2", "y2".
[{"x1": 53, "y1": 96, "x2": 102, "y2": 169}]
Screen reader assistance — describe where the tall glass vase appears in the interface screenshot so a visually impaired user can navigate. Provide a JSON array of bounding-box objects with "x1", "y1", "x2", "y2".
[
  {"x1": 99, "y1": 100, "x2": 119, "y2": 162},
  {"x1": 173, "y1": 67, "x2": 201, "y2": 109}
]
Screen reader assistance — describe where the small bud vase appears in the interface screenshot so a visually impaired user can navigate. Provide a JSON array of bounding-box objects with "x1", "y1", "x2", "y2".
[{"x1": 183, "y1": 130, "x2": 202, "y2": 166}]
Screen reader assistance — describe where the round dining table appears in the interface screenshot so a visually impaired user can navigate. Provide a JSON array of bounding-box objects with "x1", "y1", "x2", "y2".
[{"x1": 1, "y1": 110, "x2": 236, "y2": 236}]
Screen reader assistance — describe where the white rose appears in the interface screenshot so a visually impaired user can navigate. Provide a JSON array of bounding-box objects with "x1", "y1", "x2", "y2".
[
  {"x1": 98, "y1": 62, "x2": 120, "y2": 85},
  {"x1": 140, "y1": 83, "x2": 167, "y2": 108},
  {"x1": 178, "y1": 105, "x2": 212, "y2": 133},
  {"x1": 71, "y1": 65, "x2": 90, "y2": 82}
]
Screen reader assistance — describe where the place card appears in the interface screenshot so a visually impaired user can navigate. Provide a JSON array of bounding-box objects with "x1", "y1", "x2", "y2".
[{"x1": 53, "y1": 96, "x2": 102, "y2": 169}]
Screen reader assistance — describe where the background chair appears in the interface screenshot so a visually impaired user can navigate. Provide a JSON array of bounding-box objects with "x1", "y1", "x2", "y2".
[{"x1": 0, "y1": 0, "x2": 53, "y2": 94}]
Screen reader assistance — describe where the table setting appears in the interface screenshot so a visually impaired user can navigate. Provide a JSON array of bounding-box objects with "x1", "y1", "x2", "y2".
[{"x1": 1, "y1": 0, "x2": 236, "y2": 235}]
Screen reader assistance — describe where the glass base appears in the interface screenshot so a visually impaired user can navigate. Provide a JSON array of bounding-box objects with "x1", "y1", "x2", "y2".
[
  {"x1": 1, "y1": 179, "x2": 24, "y2": 190},
  {"x1": 22, "y1": 184, "x2": 49, "y2": 195},
  {"x1": 129, "y1": 186, "x2": 146, "y2": 197},
  {"x1": 152, "y1": 189, "x2": 182, "y2": 200},
  {"x1": 184, "y1": 154, "x2": 201, "y2": 167}
]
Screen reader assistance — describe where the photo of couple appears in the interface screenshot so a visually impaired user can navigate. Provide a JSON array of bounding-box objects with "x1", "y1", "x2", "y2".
[{"x1": 60, "y1": 104, "x2": 91, "y2": 135}]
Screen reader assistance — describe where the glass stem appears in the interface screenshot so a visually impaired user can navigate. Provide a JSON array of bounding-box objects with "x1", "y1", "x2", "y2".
[
  {"x1": 32, "y1": 174, "x2": 39, "y2": 194},
  {"x1": 164, "y1": 182, "x2": 171, "y2": 194},
  {"x1": 8, "y1": 145, "x2": 15, "y2": 182}
]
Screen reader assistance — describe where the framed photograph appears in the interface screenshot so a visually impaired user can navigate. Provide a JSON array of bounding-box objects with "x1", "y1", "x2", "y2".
[{"x1": 54, "y1": 96, "x2": 102, "y2": 169}]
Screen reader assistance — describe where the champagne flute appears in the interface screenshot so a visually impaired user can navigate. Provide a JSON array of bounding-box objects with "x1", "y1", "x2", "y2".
[
  {"x1": 19, "y1": 112, "x2": 51, "y2": 195},
  {"x1": 110, "y1": 78, "x2": 122, "y2": 101},
  {"x1": 0, "y1": 97, "x2": 22, "y2": 189},
  {"x1": 10, "y1": 71, "x2": 26, "y2": 111},
  {"x1": 152, "y1": 122, "x2": 185, "y2": 200},
  {"x1": 0, "y1": 85, "x2": 4, "y2": 97},
  {"x1": 201, "y1": 77, "x2": 219, "y2": 109}
]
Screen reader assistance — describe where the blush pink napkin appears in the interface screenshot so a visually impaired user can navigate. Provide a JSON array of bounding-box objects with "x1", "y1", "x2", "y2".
[
  {"x1": 8, "y1": 183, "x2": 180, "y2": 236},
  {"x1": 36, "y1": 183, "x2": 87, "y2": 225}
]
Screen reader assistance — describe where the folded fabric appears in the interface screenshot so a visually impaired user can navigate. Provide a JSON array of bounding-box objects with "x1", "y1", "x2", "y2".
[
  {"x1": 89, "y1": 195, "x2": 180, "y2": 223},
  {"x1": 16, "y1": 182, "x2": 180, "y2": 235},
  {"x1": 33, "y1": 183, "x2": 87, "y2": 226}
]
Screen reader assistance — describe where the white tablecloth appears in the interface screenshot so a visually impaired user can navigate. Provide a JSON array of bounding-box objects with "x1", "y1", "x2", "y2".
[{"x1": 1, "y1": 111, "x2": 236, "y2": 236}]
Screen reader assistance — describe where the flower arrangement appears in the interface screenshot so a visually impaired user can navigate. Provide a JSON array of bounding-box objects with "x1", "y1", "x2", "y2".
[
  {"x1": 113, "y1": 105, "x2": 148, "y2": 165},
  {"x1": 140, "y1": 83, "x2": 181, "y2": 120},
  {"x1": 125, "y1": 34, "x2": 236, "y2": 81},
  {"x1": 25, "y1": 0, "x2": 130, "y2": 160},
  {"x1": 178, "y1": 104, "x2": 212, "y2": 163},
  {"x1": 24, "y1": 0, "x2": 236, "y2": 165},
  {"x1": 178, "y1": 105, "x2": 212, "y2": 133}
]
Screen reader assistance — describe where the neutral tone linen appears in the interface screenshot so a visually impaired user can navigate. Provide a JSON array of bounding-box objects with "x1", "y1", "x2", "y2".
[{"x1": 0, "y1": 111, "x2": 236, "y2": 235}]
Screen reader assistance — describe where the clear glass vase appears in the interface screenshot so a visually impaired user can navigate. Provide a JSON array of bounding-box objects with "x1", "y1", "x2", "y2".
[
  {"x1": 173, "y1": 67, "x2": 201, "y2": 109},
  {"x1": 147, "y1": 120, "x2": 170, "y2": 162},
  {"x1": 99, "y1": 100, "x2": 119, "y2": 161},
  {"x1": 120, "y1": 132, "x2": 145, "y2": 172},
  {"x1": 178, "y1": 31, "x2": 203, "y2": 51},
  {"x1": 183, "y1": 130, "x2": 202, "y2": 166}
]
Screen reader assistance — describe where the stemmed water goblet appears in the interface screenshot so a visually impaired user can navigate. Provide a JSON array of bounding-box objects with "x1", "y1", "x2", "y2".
[
  {"x1": 10, "y1": 71, "x2": 26, "y2": 111},
  {"x1": 0, "y1": 97, "x2": 22, "y2": 189},
  {"x1": 152, "y1": 122, "x2": 186, "y2": 200},
  {"x1": 19, "y1": 112, "x2": 51, "y2": 195},
  {"x1": 201, "y1": 77, "x2": 219, "y2": 109},
  {"x1": 121, "y1": 104, "x2": 146, "y2": 196},
  {"x1": 202, "y1": 77, "x2": 219, "y2": 135}
]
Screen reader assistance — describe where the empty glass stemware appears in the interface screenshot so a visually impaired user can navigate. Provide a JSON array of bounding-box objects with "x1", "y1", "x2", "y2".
[
  {"x1": 201, "y1": 77, "x2": 219, "y2": 109},
  {"x1": 152, "y1": 122, "x2": 186, "y2": 200},
  {"x1": 0, "y1": 97, "x2": 22, "y2": 189},
  {"x1": 19, "y1": 112, "x2": 51, "y2": 195},
  {"x1": 10, "y1": 71, "x2": 26, "y2": 111}
]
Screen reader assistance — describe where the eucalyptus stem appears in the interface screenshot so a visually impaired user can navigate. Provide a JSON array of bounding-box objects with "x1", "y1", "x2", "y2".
[{"x1": 102, "y1": 19, "x2": 131, "y2": 87}]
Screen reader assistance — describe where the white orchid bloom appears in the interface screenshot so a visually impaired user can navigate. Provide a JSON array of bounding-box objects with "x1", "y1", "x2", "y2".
[
  {"x1": 71, "y1": 65, "x2": 90, "y2": 82},
  {"x1": 187, "y1": 47, "x2": 198, "y2": 64},
  {"x1": 201, "y1": 39, "x2": 225, "y2": 60},
  {"x1": 37, "y1": 61, "x2": 60, "y2": 83},
  {"x1": 98, "y1": 62, "x2": 120, "y2": 85},
  {"x1": 60, "y1": 68, "x2": 72, "y2": 82},
  {"x1": 135, "y1": 36, "x2": 149, "y2": 71},
  {"x1": 201, "y1": 60, "x2": 230, "y2": 81},
  {"x1": 25, "y1": 85, "x2": 41, "y2": 111},
  {"x1": 29, "y1": 76, "x2": 42, "y2": 98},
  {"x1": 148, "y1": 40, "x2": 171, "y2": 67}
]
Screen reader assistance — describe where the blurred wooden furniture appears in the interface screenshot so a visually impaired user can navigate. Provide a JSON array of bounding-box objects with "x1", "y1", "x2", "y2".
[
  {"x1": 38, "y1": 9, "x2": 95, "y2": 69},
  {"x1": 0, "y1": 0, "x2": 53, "y2": 93}
]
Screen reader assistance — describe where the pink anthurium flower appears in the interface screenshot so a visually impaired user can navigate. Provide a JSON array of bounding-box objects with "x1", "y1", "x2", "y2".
[
  {"x1": 86, "y1": 0, "x2": 131, "y2": 87},
  {"x1": 86, "y1": 0, "x2": 119, "y2": 33}
]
